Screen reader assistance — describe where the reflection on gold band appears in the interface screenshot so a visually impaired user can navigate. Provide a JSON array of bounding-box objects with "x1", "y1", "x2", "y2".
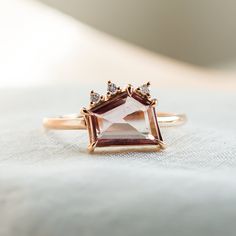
[{"x1": 43, "y1": 112, "x2": 186, "y2": 130}]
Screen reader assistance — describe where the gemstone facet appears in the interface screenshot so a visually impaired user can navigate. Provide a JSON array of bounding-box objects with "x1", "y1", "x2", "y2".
[{"x1": 85, "y1": 90, "x2": 163, "y2": 151}]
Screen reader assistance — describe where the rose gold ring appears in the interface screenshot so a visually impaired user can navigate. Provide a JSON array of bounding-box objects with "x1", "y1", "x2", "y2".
[{"x1": 43, "y1": 82, "x2": 186, "y2": 152}]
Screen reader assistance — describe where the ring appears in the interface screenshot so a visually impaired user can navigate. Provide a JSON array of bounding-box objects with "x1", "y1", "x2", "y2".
[{"x1": 43, "y1": 82, "x2": 186, "y2": 152}]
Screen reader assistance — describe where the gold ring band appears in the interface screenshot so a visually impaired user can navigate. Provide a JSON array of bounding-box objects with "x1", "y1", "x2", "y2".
[{"x1": 43, "y1": 112, "x2": 186, "y2": 130}]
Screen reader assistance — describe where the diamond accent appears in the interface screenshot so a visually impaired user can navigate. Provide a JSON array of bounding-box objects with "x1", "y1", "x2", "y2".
[
  {"x1": 90, "y1": 92, "x2": 101, "y2": 104},
  {"x1": 139, "y1": 84, "x2": 150, "y2": 95},
  {"x1": 107, "y1": 82, "x2": 117, "y2": 94}
]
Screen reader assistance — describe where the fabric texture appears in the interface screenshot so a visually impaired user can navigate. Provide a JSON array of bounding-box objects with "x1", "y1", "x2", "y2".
[
  {"x1": 0, "y1": 83, "x2": 236, "y2": 236},
  {"x1": 1, "y1": 1, "x2": 236, "y2": 235}
]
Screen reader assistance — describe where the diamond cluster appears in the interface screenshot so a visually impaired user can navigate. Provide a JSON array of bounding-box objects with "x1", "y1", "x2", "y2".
[{"x1": 90, "y1": 81, "x2": 152, "y2": 107}]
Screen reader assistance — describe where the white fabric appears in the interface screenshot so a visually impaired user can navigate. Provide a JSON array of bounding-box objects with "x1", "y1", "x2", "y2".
[
  {"x1": 0, "y1": 84, "x2": 236, "y2": 236},
  {"x1": 1, "y1": 1, "x2": 236, "y2": 236}
]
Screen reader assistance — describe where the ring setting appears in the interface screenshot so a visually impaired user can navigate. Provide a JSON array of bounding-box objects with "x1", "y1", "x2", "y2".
[{"x1": 43, "y1": 81, "x2": 186, "y2": 153}]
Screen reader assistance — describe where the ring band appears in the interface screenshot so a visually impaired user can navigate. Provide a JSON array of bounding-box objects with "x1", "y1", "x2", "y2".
[{"x1": 43, "y1": 112, "x2": 186, "y2": 130}]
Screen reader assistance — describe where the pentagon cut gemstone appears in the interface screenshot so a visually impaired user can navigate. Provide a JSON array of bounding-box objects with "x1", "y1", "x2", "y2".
[{"x1": 86, "y1": 91, "x2": 163, "y2": 149}]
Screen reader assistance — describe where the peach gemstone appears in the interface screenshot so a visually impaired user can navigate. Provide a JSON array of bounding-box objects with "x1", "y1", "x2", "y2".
[{"x1": 86, "y1": 91, "x2": 162, "y2": 149}]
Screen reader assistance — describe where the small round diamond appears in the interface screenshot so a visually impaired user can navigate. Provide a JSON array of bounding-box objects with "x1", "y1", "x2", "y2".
[
  {"x1": 139, "y1": 84, "x2": 150, "y2": 95},
  {"x1": 107, "y1": 82, "x2": 117, "y2": 94},
  {"x1": 90, "y1": 92, "x2": 101, "y2": 103}
]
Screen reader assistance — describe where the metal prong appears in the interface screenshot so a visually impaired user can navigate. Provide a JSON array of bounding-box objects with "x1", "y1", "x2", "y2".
[
  {"x1": 88, "y1": 141, "x2": 97, "y2": 152},
  {"x1": 89, "y1": 102, "x2": 96, "y2": 108},
  {"x1": 151, "y1": 99, "x2": 158, "y2": 107},
  {"x1": 147, "y1": 81, "x2": 150, "y2": 86},
  {"x1": 126, "y1": 84, "x2": 133, "y2": 96},
  {"x1": 157, "y1": 140, "x2": 166, "y2": 150},
  {"x1": 81, "y1": 107, "x2": 91, "y2": 115}
]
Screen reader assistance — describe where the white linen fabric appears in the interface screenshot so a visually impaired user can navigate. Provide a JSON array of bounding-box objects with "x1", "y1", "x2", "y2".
[
  {"x1": 1, "y1": 1, "x2": 236, "y2": 235},
  {"x1": 0, "y1": 83, "x2": 236, "y2": 236}
]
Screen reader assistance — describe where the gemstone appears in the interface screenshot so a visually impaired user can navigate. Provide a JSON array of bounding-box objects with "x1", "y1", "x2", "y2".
[
  {"x1": 107, "y1": 82, "x2": 117, "y2": 94},
  {"x1": 90, "y1": 92, "x2": 101, "y2": 104},
  {"x1": 86, "y1": 90, "x2": 162, "y2": 150},
  {"x1": 139, "y1": 84, "x2": 150, "y2": 95}
]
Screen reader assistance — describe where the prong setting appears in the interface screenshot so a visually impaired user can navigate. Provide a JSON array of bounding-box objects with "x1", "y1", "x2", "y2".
[
  {"x1": 80, "y1": 107, "x2": 90, "y2": 115},
  {"x1": 126, "y1": 84, "x2": 133, "y2": 97},
  {"x1": 157, "y1": 140, "x2": 166, "y2": 150},
  {"x1": 88, "y1": 141, "x2": 98, "y2": 152},
  {"x1": 107, "y1": 81, "x2": 118, "y2": 95},
  {"x1": 136, "y1": 82, "x2": 151, "y2": 98},
  {"x1": 89, "y1": 82, "x2": 156, "y2": 108},
  {"x1": 90, "y1": 90, "x2": 101, "y2": 107},
  {"x1": 151, "y1": 98, "x2": 158, "y2": 107}
]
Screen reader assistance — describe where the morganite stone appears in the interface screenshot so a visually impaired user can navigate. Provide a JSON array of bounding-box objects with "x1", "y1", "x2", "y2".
[{"x1": 86, "y1": 91, "x2": 162, "y2": 148}]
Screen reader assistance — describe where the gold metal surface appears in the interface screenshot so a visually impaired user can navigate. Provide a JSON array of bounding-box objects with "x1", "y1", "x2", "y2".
[{"x1": 43, "y1": 112, "x2": 186, "y2": 130}]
